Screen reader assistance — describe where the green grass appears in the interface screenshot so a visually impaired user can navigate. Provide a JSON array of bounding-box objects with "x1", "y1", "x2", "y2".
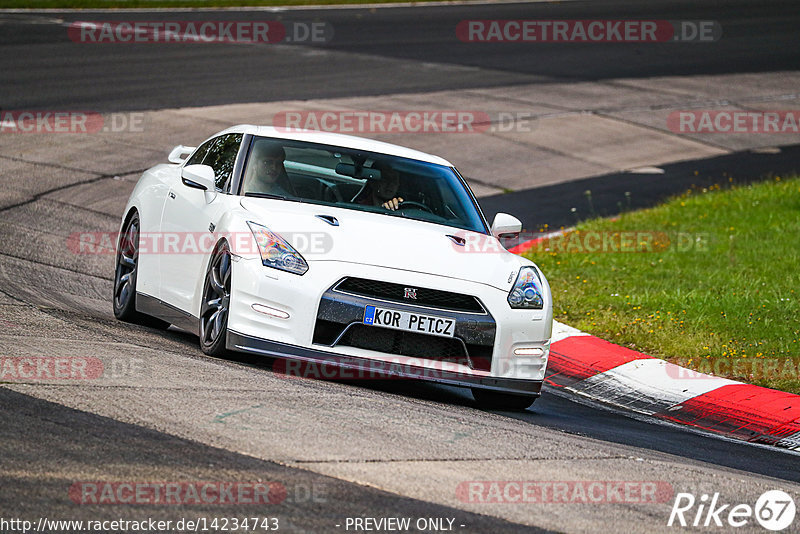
[
  {"x1": 1, "y1": 0, "x2": 438, "y2": 7},
  {"x1": 525, "y1": 176, "x2": 800, "y2": 394}
]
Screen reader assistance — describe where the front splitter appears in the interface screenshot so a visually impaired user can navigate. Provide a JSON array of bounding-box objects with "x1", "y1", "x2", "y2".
[{"x1": 227, "y1": 330, "x2": 542, "y2": 396}]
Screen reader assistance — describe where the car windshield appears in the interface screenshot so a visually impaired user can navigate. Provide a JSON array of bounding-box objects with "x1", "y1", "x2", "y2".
[{"x1": 240, "y1": 136, "x2": 488, "y2": 234}]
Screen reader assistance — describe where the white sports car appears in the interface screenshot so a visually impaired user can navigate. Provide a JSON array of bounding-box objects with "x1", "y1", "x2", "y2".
[{"x1": 113, "y1": 125, "x2": 552, "y2": 409}]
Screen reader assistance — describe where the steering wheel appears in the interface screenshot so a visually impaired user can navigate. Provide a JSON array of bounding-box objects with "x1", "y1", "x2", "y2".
[{"x1": 396, "y1": 200, "x2": 433, "y2": 213}]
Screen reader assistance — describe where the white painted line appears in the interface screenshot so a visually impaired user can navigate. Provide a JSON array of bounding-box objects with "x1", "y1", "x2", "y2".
[
  {"x1": 626, "y1": 166, "x2": 664, "y2": 174},
  {"x1": 551, "y1": 320, "x2": 590, "y2": 344},
  {"x1": 569, "y1": 358, "x2": 737, "y2": 415},
  {"x1": 777, "y1": 432, "x2": 800, "y2": 451}
]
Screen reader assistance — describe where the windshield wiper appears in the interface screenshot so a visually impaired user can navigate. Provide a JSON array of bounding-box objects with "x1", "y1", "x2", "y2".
[{"x1": 244, "y1": 192, "x2": 302, "y2": 203}]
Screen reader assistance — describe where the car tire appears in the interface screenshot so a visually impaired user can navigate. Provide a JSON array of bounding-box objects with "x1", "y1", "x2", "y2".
[
  {"x1": 471, "y1": 388, "x2": 536, "y2": 411},
  {"x1": 199, "y1": 241, "x2": 232, "y2": 357},
  {"x1": 113, "y1": 212, "x2": 170, "y2": 330}
]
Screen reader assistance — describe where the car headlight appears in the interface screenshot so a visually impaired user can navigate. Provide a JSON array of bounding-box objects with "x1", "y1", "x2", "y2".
[
  {"x1": 507, "y1": 266, "x2": 544, "y2": 309},
  {"x1": 247, "y1": 221, "x2": 308, "y2": 275}
]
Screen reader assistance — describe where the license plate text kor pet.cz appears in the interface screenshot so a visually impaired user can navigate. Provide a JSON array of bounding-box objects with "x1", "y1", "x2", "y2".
[{"x1": 363, "y1": 305, "x2": 455, "y2": 338}]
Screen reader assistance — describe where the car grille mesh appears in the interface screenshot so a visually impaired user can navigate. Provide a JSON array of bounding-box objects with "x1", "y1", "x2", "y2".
[
  {"x1": 335, "y1": 277, "x2": 484, "y2": 313},
  {"x1": 339, "y1": 324, "x2": 470, "y2": 367}
]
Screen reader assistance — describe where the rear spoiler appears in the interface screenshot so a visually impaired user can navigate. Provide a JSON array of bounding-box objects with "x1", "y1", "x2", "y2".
[{"x1": 168, "y1": 145, "x2": 196, "y2": 164}]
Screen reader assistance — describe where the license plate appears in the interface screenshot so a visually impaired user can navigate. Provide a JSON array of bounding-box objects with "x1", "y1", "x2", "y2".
[{"x1": 363, "y1": 305, "x2": 455, "y2": 338}]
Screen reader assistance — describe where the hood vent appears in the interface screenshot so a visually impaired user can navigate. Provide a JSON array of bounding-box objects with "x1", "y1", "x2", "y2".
[
  {"x1": 315, "y1": 214, "x2": 339, "y2": 226},
  {"x1": 446, "y1": 234, "x2": 466, "y2": 246}
]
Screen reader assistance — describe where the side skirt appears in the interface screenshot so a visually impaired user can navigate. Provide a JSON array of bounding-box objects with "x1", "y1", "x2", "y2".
[{"x1": 136, "y1": 292, "x2": 199, "y2": 335}]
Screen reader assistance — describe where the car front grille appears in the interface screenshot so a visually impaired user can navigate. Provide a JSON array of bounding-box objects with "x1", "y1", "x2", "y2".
[
  {"x1": 314, "y1": 279, "x2": 496, "y2": 372},
  {"x1": 313, "y1": 321, "x2": 493, "y2": 372},
  {"x1": 339, "y1": 324, "x2": 470, "y2": 366},
  {"x1": 334, "y1": 277, "x2": 485, "y2": 313}
]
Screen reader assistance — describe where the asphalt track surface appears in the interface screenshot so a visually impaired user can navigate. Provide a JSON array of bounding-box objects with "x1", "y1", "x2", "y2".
[
  {"x1": 1, "y1": 0, "x2": 799, "y2": 111},
  {"x1": 480, "y1": 142, "x2": 800, "y2": 231},
  {"x1": 2, "y1": 1, "x2": 800, "y2": 532},
  {"x1": 0, "y1": 388, "x2": 545, "y2": 533}
]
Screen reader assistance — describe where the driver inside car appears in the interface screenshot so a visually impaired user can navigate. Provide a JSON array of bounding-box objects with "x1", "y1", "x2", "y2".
[
  {"x1": 242, "y1": 142, "x2": 296, "y2": 197},
  {"x1": 354, "y1": 160, "x2": 404, "y2": 211}
]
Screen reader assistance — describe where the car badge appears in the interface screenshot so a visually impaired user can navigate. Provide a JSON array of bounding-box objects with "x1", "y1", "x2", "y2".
[{"x1": 404, "y1": 288, "x2": 417, "y2": 300}]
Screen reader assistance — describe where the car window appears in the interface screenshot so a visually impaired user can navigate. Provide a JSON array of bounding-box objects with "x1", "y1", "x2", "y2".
[
  {"x1": 198, "y1": 133, "x2": 243, "y2": 191},
  {"x1": 186, "y1": 134, "x2": 242, "y2": 191},
  {"x1": 185, "y1": 139, "x2": 213, "y2": 167},
  {"x1": 240, "y1": 136, "x2": 488, "y2": 234}
]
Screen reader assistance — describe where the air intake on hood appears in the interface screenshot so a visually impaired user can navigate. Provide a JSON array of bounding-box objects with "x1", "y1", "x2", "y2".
[
  {"x1": 446, "y1": 234, "x2": 466, "y2": 246},
  {"x1": 315, "y1": 214, "x2": 339, "y2": 226}
]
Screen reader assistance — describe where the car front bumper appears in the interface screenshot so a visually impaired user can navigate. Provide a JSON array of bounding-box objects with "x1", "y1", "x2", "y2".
[
  {"x1": 227, "y1": 330, "x2": 543, "y2": 395},
  {"x1": 226, "y1": 257, "x2": 552, "y2": 384}
]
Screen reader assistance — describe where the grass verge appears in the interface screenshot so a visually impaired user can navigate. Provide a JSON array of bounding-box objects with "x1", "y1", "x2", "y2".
[{"x1": 525, "y1": 176, "x2": 800, "y2": 394}]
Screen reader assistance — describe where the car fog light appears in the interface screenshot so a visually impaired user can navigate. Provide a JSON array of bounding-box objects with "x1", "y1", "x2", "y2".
[
  {"x1": 514, "y1": 347, "x2": 545, "y2": 356},
  {"x1": 252, "y1": 303, "x2": 290, "y2": 319}
]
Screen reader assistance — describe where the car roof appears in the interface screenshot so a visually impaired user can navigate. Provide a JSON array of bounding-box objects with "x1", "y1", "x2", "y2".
[{"x1": 214, "y1": 124, "x2": 454, "y2": 167}]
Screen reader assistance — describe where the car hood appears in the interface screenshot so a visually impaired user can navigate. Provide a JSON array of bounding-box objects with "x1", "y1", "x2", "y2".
[{"x1": 239, "y1": 197, "x2": 524, "y2": 292}]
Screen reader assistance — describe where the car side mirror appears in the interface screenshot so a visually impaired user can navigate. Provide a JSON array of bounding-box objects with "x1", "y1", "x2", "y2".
[
  {"x1": 168, "y1": 145, "x2": 196, "y2": 164},
  {"x1": 491, "y1": 213, "x2": 522, "y2": 238},
  {"x1": 181, "y1": 164, "x2": 216, "y2": 191}
]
